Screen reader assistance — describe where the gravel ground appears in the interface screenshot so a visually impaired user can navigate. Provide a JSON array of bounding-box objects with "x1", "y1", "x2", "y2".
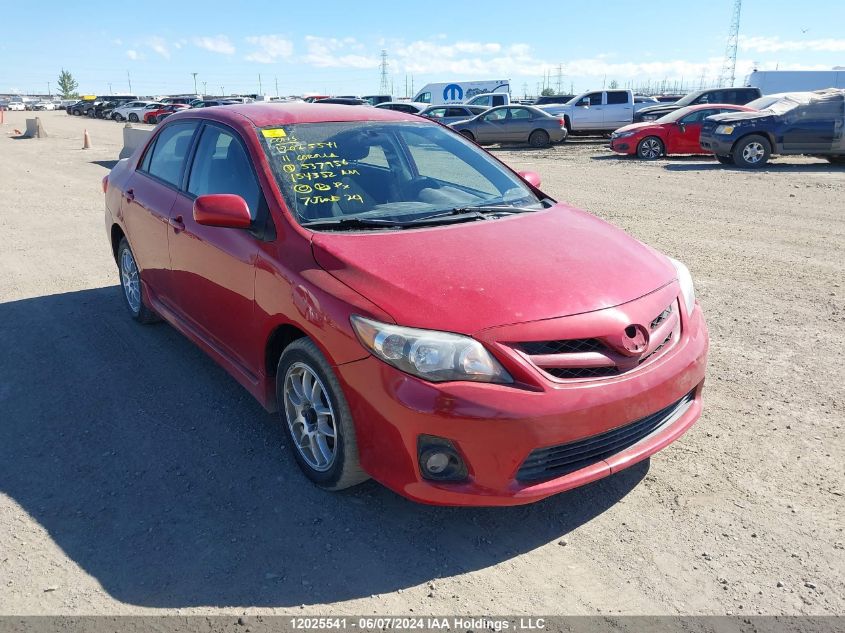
[{"x1": 0, "y1": 111, "x2": 843, "y2": 617}]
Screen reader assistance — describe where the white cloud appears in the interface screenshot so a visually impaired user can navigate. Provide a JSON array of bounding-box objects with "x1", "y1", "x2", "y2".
[
  {"x1": 302, "y1": 36, "x2": 380, "y2": 69},
  {"x1": 245, "y1": 35, "x2": 294, "y2": 63},
  {"x1": 194, "y1": 35, "x2": 235, "y2": 55},
  {"x1": 147, "y1": 36, "x2": 170, "y2": 59},
  {"x1": 126, "y1": 49, "x2": 141, "y2": 61},
  {"x1": 740, "y1": 35, "x2": 845, "y2": 53}
]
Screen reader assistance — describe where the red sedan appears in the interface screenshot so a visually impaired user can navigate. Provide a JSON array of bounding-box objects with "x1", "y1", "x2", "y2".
[
  {"x1": 143, "y1": 103, "x2": 189, "y2": 124},
  {"x1": 610, "y1": 103, "x2": 754, "y2": 159},
  {"x1": 103, "y1": 103, "x2": 708, "y2": 506}
]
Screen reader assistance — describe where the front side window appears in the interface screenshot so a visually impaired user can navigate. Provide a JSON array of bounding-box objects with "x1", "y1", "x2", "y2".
[
  {"x1": 680, "y1": 109, "x2": 718, "y2": 124},
  {"x1": 187, "y1": 125, "x2": 261, "y2": 219},
  {"x1": 142, "y1": 122, "x2": 198, "y2": 186},
  {"x1": 424, "y1": 108, "x2": 448, "y2": 119},
  {"x1": 482, "y1": 108, "x2": 507, "y2": 122},
  {"x1": 258, "y1": 122, "x2": 543, "y2": 227},
  {"x1": 417, "y1": 92, "x2": 431, "y2": 104}
]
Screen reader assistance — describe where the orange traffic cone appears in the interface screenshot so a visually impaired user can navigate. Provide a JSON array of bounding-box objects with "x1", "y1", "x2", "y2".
[{"x1": 82, "y1": 129, "x2": 91, "y2": 149}]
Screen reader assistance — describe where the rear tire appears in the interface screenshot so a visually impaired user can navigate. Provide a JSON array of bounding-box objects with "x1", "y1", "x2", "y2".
[
  {"x1": 528, "y1": 129, "x2": 551, "y2": 148},
  {"x1": 128, "y1": 113, "x2": 139, "y2": 123},
  {"x1": 716, "y1": 155, "x2": 734, "y2": 165},
  {"x1": 117, "y1": 238, "x2": 159, "y2": 324},
  {"x1": 732, "y1": 135, "x2": 771, "y2": 168},
  {"x1": 637, "y1": 136, "x2": 664, "y2": 160},
  {"x1": 276, "y1": 339, "x2": 368, "y2": 491},
  {"x1": 459, "y1": 130, "x2": 475, "y2": 142}
]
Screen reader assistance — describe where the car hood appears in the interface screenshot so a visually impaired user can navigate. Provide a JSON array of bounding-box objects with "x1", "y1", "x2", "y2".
[
  {"x1": 311, "y1": 205, "x2": 676, "y2": 334},
  {"x1": 705, "y1": 111, "x2": 772, "y2": 123},
  {"x1": 638, "y1": 104, "x2": 680, "y2": 116},
  {"x1": 614, "y1": 121, "x2": 663, "y2": 135}
]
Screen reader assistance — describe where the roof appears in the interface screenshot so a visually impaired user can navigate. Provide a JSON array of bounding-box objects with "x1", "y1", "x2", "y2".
[{"x1": 167, "y1": 101, "x2": 422, "y2": 128}]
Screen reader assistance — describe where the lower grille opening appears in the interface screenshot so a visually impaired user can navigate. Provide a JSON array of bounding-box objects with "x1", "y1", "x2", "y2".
[
  {"x1": 545, "y1": 366, "x2": 620, "y2": 379},
  {"x1": 515, "y1": 391, "x2": 695, "y2": 482}
]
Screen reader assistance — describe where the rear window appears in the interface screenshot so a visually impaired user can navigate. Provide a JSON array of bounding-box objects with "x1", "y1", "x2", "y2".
[{"x1": 257, "y1": 122, "x2": 540, "y2": 227}]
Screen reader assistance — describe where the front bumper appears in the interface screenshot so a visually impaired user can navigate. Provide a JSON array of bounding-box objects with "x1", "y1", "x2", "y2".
[
  {"x1": 609, "y1": 137, "x2": 636, "y2": 154},
  {"x1": 337, "y1": 303, "x2": 709, "y2": 506},
  {"x1": 699, "y1": 133, "x2": 735, "y2": 156}
]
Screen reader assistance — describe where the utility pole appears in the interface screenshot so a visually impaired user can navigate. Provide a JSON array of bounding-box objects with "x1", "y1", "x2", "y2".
[
  {"x1": 258, "y1": 73, "x2": 262, "y2": 95},
  {"x1": 47, "y1": 81, "x2": 50, "y2": 97},
  {"x1": 192, "y1": 72, "x2": 198, "y2": 94},
  {"x1": 379, "y1": 50, "x2": 389, "y2": 95},
  {"x1": 108, "y1": 82, "x2": 112, "y2": 94},
  {"x1": 275, "y1": 75, "x2": 279, "y2": 97},
  {"x1": 556, "y1": 64, "x2": 563, "y2": 94},
  {"x1": 718, "y1": 0, "x2": 743, "y2": 87},
  {"x1": 220, "y1": 85, "x2": 224, "y2": 96},
  {"x1": 127, "y1": 70, "x2": 132, "y2": 93},
  {"x1": 202, "y1": 81, "x2": 207, "y2": 96}
]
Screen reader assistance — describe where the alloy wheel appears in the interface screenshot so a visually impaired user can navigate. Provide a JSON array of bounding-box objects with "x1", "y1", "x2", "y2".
[
  {"x1": 283, "y1": 362, "x2": 337, "y2": 472},
  {"x1": 742, "y1": 142, "x2": 765, "y2": 164},
  {"x1": 120, "y1": 247, "x2": 141, "y2": 314},
  {"x1": 639, "y1": 138, "x2": 662, "y2": 159}
]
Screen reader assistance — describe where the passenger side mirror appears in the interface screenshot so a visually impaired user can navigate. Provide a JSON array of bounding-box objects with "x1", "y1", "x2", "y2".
[
  {"x1": 193, "y1": 194, "x2": 252, "y2": 228},
  {"x1": 518, "y1": 171, "x2": 542, "y2": 188}
]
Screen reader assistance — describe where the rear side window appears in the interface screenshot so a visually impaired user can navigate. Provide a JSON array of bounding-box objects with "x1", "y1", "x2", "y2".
[
  {"x1": 492, "y1": 95, "x2": 506, "y2": 106},
  {"x1": 187, "y1": 126, "x2": 261, "y2": 219},
  {"x1": 143, "y1": 122, "x2": 198, "y2": 186},
  {"x1": 445, "y1": 107, "x2": 469, "y2": 117},
  {"x1": 606, "y1": 91, "x2": 628, "y2": 105}
]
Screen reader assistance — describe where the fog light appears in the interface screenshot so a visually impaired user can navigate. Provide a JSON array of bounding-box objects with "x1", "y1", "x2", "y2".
[
  {"x1": 425, "y1": 452, "x2": 450, "y2": 475},
  {"x1": 418, "y1": 435, "x2": 468, "y2": 482}
]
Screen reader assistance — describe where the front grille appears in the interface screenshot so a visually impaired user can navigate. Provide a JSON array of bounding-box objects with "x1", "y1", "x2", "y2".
[
  {"x1": 515, "y1": 301, "x2": 680, "y2": 382},
  {"x1": 520, "y1": 338, "x2": 605, "y2": 355},
  {"x1": 545, "y1": 366, "x2": 620, "y2": 379},
  {"x1": 516, "y1": 391, "x2": 695, "y2": 482}
]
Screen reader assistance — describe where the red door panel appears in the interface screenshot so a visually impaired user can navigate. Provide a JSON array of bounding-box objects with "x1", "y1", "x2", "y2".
[
  {"x1": 120, "y1": 172, "x2": 176, "y2": 302},
  {"x1": 166, "y1": 192, "x2": 260, "y2": 375}
]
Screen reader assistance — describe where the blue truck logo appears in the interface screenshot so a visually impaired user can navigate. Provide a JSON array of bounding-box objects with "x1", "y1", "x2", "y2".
[{"x1": 443, "y1": 84, "x2": 464, "y2": 101}]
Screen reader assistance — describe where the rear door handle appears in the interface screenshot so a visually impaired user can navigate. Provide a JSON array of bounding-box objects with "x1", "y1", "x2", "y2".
[
  {"x1": 125, "y1": 188, "x2": 135, "y2": 202},
  {"x1": 169, "y1": 215, "x2": 185, "y2": 233}
]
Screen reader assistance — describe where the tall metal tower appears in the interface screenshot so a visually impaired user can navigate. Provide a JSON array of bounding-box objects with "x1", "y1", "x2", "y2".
[
  {"x1": 718, "y1": 0, "x2": 742, "y2": 87},
  {"x1": 379, "y1": 50, "x2": 390, "y2": 94}
]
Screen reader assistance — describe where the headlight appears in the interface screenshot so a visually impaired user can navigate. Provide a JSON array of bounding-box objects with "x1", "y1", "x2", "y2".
[
  {"x1": 613, "y1": 130, "x2": 637, "y2": 139},
  {"x1": 351, "y1": 316, "x2": 512, "y2": 383},
  {"x1": 668, "y1": 257, "x2": 696, "y2": 316},
  {"x1": 715, "y1": 124, "x2": 735, "y2": 135},
  {"x1": 642, "y1": 115, "x2": 657, "y2": 121}
]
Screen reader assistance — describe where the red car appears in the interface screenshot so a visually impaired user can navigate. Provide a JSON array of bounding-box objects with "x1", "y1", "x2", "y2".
[
  {"x1": 103, "y1": 103, "x2": 708, "y2": 506},
  {"x1": 610, "y1": 103, "x2": 755, "y2": 159},
  {"x1": 143, "y1": 103, "x2": 189, "y2": 124}
]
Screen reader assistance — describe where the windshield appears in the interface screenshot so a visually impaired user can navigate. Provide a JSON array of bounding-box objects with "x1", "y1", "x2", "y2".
[
  {"x1": 673, "y1": 91, "x2": 704, "y2": 107},
  {"x1": 258, "y1": 121, "x2": 544, "y2": 229}
]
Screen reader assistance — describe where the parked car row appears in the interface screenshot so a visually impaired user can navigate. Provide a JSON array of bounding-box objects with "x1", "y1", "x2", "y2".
[{"x1": 609, "y1": 89, "x2": 845, "y2": 167}]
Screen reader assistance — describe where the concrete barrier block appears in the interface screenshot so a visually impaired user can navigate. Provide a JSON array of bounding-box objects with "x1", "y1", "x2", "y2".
[{"x1": 119, "y1": 125, "x2": 153, "y2": 159}]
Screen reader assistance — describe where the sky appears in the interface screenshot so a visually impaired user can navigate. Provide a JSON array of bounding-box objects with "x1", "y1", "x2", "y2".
[{"x1": 1, "y1": 0, "x2": 842, "y2": 98}]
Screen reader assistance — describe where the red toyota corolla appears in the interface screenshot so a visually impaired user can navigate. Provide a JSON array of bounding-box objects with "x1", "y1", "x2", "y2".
[
  {"x1": 610, "y1": 103, "x2": 754, "y2": 159},
  {"x1": 104, "y1": 103, "x2": 708, "y2": 506}
]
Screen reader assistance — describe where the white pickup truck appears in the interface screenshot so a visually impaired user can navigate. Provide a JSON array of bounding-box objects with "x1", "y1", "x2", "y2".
[{"x1": 541, "y1": 89, "x2": 655, "y2": 132}]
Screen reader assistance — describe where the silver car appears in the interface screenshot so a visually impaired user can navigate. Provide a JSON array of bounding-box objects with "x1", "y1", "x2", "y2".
[
  {"x1": 419, "y1": 104, "x2": 489, "y2": 125},
  {"x1": 449, "y1": 105, "x2": 568, "y2": 147}
]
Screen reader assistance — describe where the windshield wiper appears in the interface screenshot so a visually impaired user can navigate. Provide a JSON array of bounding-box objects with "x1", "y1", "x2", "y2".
[
  {"x1": 448, "y1": 205, "x2": 540, "y2": 215},
  {"x1": 301, "y1": 213, "x2": 488, "y2": 231}
]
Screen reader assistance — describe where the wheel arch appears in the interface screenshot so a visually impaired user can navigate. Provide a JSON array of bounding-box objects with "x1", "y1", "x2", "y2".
[
  {"x1": 265, "y1": 323, "x2": 308, "y2": 380},
  {"x1": 110, "y1": 224, "x2": 126, "y2": 263},
  {"x1": 731, "y1": 131, "x2": 775, "y2": 155}
]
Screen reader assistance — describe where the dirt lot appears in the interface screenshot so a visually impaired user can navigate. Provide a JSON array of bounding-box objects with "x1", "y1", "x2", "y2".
[{"x1": 0, "y1": 110, "x2": 843, "y2": 617}]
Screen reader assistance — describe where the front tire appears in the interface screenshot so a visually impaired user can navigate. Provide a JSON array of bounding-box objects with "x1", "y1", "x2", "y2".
[
  {"x1": 528, "y1": 129, "x2": 551, "y2": 148},
  {"x1": 117, "y1": 238, "x2": 159, "y2": 324},
  {"x1": 637, "y1": 136, "x2": 664, "y2": 159},
  {"x1": 128, "y1": 113, "x2": 139, "y2": 123},
  {"x1": 733, "y1": 135, "x2": 771, "y2": 168},
  {"x1": 276, "y1": 339, "x2": 367, "y2": 491}
]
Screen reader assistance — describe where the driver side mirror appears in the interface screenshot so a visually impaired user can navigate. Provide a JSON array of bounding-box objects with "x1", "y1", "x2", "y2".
[
  {"x1": 193, "y1": 194, "x2": 252, "y2": 228},
  {"x1": 518, "y1": 171, "x2": 542, "y2": 188}
]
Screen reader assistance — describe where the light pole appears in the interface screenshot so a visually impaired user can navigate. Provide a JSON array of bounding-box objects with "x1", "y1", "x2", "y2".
[
  {"x1": 192, "y1": 72, "x2": 198, "y2": 95},
  {"x1": 202, "y1": 81, "x2": 207, "y2": 96},
  {"x1": 47, "y1": 81, "x2": 50, "y2": 98}
]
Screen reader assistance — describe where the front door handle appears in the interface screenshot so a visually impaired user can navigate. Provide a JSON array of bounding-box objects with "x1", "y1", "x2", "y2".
[{"x1": 169, "y1": 215, "x2": 185, "y2": 233}]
